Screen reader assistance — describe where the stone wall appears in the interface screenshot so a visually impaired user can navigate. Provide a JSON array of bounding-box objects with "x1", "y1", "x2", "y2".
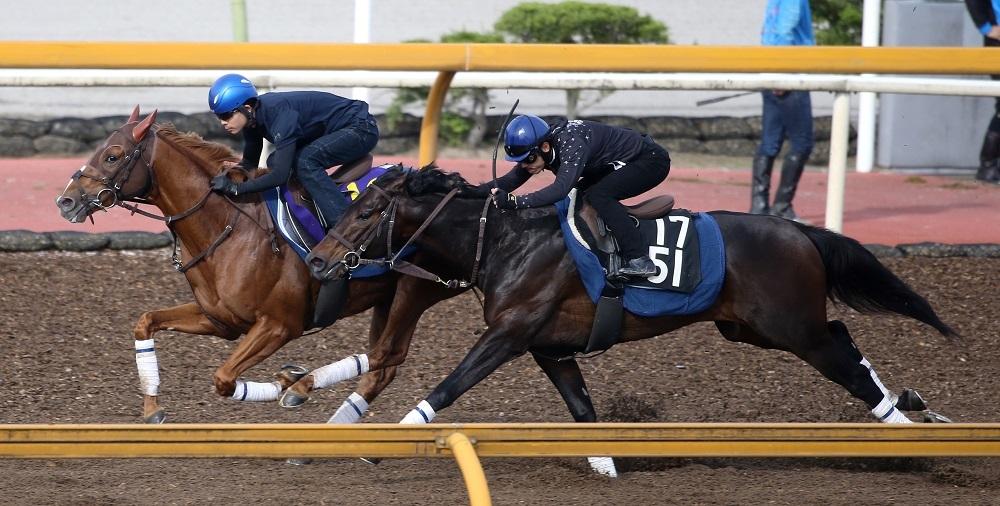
[{"x1": 0, "y1": 112, "x2": 854, "y2": 164}]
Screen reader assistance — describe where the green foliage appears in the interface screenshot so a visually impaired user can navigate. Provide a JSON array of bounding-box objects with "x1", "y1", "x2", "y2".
[
  {"x1": 812, "y1": 0, "x2": 863, "y2": 46},
  {"x1": 386, "y1": 31, "x2": 504, "y2": 148},
  {"x1": 494, "y1": 1, "x2": 668, "y2": 44},
  {"x1": 439, "y1": 112, "x2": 475, "y2": 147}
]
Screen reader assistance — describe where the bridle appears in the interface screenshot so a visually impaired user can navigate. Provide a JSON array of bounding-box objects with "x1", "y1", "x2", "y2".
[
  {"x1": 72, "y1": 124, "x2": 277, "y2": 272},
  {"x1": 320, "y1": 184, "x2": 492, "y2": 290}
]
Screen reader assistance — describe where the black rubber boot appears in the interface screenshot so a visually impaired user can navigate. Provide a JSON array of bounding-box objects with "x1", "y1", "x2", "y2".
[
  {"x1": 749, "y1": 155, "x2": 774, "y2": 215},
  {"x1": 619, "y1": 256, "x2": 658, "y2": 278},
  {"x1": 771, "y1": 153, "x2": 808, "y2": 222},
  {"x1": 976, "y1": 131, "x2": 1000, "y2": 184},
  {"x1": 976, "y1": 160, "x2": 1000, "y2": 184}
]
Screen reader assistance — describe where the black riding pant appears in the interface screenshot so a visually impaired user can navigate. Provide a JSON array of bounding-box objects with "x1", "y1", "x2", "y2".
[{"x1": 582, "y1": 139, "x2": 670, "y2": 259}]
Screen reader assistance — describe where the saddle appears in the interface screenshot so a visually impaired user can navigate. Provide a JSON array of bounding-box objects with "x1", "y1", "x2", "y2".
[{"x1": 578, "y1": 195, "x2": 675, "y2": 256}]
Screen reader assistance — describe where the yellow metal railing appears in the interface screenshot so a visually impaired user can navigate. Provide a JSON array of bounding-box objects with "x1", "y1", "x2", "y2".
[
  {"x1": 4, "y1": 422, "x2": 1000, "y2": 505},
  {"x1": 3, "y1": 41, "x2": 1000, "y2": 165}
]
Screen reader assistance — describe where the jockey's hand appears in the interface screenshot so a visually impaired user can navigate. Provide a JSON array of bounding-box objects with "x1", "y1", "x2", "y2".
[
  {"x1": 210, "y1": 174, "x2": 239, "y2": 196},
  {"x1": 491, "y1": 188, "x2": 519, "y2": 209}
]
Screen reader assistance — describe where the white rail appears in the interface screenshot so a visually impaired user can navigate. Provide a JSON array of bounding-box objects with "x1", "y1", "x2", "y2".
[{"x1": 3, "y1": 69, "x2": 998, "y2": 232}]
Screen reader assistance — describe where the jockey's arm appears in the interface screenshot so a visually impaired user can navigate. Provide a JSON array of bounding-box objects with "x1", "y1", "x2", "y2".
[
  {"x1": 238, "y1": 131, "x2": 263, "y2": 171},
  {"x1": 235, "y1": 142, "x2": 294, "y2": 194}
]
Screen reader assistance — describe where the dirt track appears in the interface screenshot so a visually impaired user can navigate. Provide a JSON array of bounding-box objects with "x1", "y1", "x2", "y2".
[{"x1": 0, "y1": 250, "x2": 998, "y2": 505}]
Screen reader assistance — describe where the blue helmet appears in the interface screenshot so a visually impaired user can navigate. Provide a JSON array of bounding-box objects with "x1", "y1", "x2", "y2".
[
  {"x1": 208, "y1": 73, "x2": 258, "y2": 115},
  {"x1": 504, "y1": 114, "x2": 550, "y2": 162}
]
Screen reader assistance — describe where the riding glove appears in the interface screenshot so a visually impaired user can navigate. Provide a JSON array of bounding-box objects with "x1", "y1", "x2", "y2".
[
  {"x1": 210, "y1": 174, "x2": 239, "y2": 196},
  {"x1": 492, "y1": 189, "x2": 519, "y2": 209}
]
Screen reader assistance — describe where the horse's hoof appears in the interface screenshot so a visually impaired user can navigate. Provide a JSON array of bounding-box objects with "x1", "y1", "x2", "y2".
[
  {"x1": 360, "y1": 457, "x2": 381, "y2": 466},
  {"x1": 895, "y1": 389, "x2": 927, "y2": 412},
  {"x1": 286, "y1": 457, "x2": 313, "y2": 466},
  {"x1": 279, "y1": 389, "x2": 309, "y2": 408},
  {"x1": 276, "y1": 364, "x2": 310, "y2": 385},
  {"x1": 143, "y1": 409, "x2": 166, "y2": 424},
  {"x1": 922, "y1": 411, "x2": 953, "y2": 423}
]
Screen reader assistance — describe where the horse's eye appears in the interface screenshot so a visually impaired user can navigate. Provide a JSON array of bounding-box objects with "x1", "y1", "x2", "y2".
[
  {"x1": 358, "y1": 208, "x2": 375, "y2": 220},
  {"x1": 105, "y1": 155, "x2": 119, "y2": 164}
]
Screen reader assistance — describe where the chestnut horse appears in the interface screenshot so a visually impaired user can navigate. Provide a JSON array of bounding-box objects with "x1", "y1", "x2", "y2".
[
  {"x1": 54, "y1": 110, "x2": 609, "y2": 442},
  {"x1": 292, "y1": 167, "x2": 957, "y2": 426}
]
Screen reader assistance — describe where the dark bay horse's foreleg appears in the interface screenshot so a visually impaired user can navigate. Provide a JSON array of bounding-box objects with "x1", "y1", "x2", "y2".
[
  {"x1": 399, "y1": 322, "x2": 530, "y2": 424},
  {"x1": 133, "y1": 302, "x2": 231, "y2": 423},
  {"x1": 532, "y1": 354, "x2": 618, "y2": 477}
]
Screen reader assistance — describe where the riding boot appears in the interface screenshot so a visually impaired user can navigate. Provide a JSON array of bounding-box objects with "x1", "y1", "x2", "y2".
[
  {"x1": 976, "y1": 131, "x2": 1000, "y2": 184},
  {"x1": 749, "y1": 155, "x2": 774, "y2": 215},
  {"x1": 771, "y1": 153, "x2": 808, "y2": 222}
]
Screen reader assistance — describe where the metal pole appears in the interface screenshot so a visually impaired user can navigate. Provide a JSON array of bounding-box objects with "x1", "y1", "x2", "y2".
[
  {"x1": 826, "y1": 92, "x2": 851, "y2": 232},
  {"x1": 856, "y1": 0, "x2": 882, "y2": 173},
  {"x1": 419, "y1": 71, "x2": 456, "y2": 167},
  {"x1": 352, "y1": 0, "x2": 372, "y2": 102},
  {"x1": 231, "y1": 0, "x2": 248, "y2": 42},
  {"x1": 446, "y1": 433, "x2": 492, "y2": 506}
]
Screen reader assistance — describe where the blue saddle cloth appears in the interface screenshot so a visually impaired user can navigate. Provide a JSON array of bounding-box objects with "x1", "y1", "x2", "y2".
[
  {"x1": 263, "y1": 163, "x2": 403, "y2": 279},
  {"x1": 555, "y1": 193, "x2": 726, "y2": 317}
]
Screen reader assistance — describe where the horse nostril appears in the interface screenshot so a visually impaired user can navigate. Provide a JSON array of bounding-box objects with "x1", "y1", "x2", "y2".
[
  {"x1": 308, "y1": 256, "x2": 326, "y2": 271},
  {"x1": 57, "y1": 197, "x2": 76, "y2": 211}
]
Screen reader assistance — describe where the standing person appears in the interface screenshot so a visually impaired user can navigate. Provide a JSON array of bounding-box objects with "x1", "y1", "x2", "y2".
[
  {"x1": 207, "y1": 74, "x2": 380, "y2": 226},
  {"x1": 491, "y1": 115, "x2": 671, "y2": 278},
  {"x1": 750, "y1": 0, "x2": 816, "y2": 221},
  {"x1": 964, "y1": 0, "x2": 1000, "y2": 184}
]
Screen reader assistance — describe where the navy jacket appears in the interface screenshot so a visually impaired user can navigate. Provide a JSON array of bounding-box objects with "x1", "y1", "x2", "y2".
[{"x1": 238, "y1": 91, "x2": 371, "y2": 193}]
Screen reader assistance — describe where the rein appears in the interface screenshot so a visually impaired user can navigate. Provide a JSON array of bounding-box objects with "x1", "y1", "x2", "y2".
[{"x1": 327, "y1": 186, "x2": 491, "y2": 290}]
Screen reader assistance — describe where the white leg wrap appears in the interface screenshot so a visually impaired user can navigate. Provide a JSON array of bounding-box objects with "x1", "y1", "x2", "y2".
[
  {"x1": 134, "y1": 339, "x2": 160, "y2": 397},
  {"x1": 231, "y1": 380, "x2": 282, "y2": 402},
  {"x1": 862, "y1": 357, "x2": 912, "y2": 423},
  {"x1": 400, "y1": 400, "x2": 436, "y2": 424},
  {"x1": 587, "y1": 457, "x2": 618, "y2": 478},
  {"x1": 328, "y1": 392, "x2": 369, "y2": 424},
  {"x1": 310, "y1": 354, "x2": 369, "y2": 390}
]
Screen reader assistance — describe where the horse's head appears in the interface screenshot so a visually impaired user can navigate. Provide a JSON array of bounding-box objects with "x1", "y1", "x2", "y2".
[
  {"x1": 305, "y1": 166, "x2": 476, "y2": 281},
  {"x1": 55, "y1": 106, "x2": 158, "y2": 223}
]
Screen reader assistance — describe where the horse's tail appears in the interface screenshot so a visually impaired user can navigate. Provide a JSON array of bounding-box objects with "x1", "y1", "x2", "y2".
[{"x1": 797, "y1": 224, "x2": 958, "y2": 338}]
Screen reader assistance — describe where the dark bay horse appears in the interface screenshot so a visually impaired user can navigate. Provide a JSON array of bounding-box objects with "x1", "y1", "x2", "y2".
[
  {"x1": 296, "y1": 167, "x2": 957, "y2": 426},
  {"x1": 53, "y1": 109, "x2": 607, "y2": 442}
]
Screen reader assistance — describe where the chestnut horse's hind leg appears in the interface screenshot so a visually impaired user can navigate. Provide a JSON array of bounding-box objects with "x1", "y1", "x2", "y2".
[{"x1": 133, "y1": 302, "x2": 231, "y2": 423}]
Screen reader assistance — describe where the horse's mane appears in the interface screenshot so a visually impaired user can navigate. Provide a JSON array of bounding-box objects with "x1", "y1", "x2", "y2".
[
  {"x1": 398, "y1": 166, "x2": 484, "y2": 198},
  {"x1": 156, "y1": 124, "x2": 239, "y2": 166}
]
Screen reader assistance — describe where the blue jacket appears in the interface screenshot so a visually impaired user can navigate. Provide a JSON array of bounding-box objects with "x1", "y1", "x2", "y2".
[
  {"x1": 762, "y1": 0, "x2": 815, "y2": 47},
  {"x1": 964, "y1": 0, "x2": 1000, "y2": 35}
]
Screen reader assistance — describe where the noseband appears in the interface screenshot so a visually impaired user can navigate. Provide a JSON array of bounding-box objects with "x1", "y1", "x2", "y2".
[{"x1": 72, "y1": 130, "x2": 156, "y2": 212}]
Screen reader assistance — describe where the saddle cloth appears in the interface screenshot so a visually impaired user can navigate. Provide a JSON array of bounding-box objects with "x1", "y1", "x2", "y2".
[
  {"x1": 555, "y1": 189, "x2": 726, "y2": 317},
  {"x1": 263, "y1": 163, "x2": 398, "y2": 278}
]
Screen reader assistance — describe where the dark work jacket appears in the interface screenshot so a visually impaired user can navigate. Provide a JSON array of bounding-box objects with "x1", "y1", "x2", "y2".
[
  {"x1": 237, "y1": 91, "x2": 371, "y2": 193},
  {"x1": 494, "y1": 120, "x2": 647, "y2": 208}
]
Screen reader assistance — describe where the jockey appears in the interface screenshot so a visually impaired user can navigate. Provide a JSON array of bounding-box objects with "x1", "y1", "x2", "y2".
[
  {"x1": 492, "y1": 115, "x2": 671, "y2": 278},
  {"x1": 207, "y1": 73, "x2": 379, "y2": 225}
]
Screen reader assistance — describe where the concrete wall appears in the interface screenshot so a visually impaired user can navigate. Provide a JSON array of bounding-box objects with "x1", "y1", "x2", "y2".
[{"x1": 878, "y1": 0, "x2": 993, "y2": 169}]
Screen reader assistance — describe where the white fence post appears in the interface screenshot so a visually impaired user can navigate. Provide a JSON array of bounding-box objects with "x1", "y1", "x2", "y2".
[{"x1": 825, "y1": 92, "x2": 852, "y2": 233}]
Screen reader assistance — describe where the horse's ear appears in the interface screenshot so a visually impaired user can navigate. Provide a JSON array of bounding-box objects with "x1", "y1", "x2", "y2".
[
  {"x1": 128, "y1": 105, "x2": 140, "y2": 123},
  {"x1": 133, "y1": 110, "x2": 157, "y2": 141}
]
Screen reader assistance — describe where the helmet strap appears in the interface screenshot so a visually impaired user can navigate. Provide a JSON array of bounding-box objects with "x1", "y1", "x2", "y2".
[
  {"x1": 238, "y1": 104, "x2": 256, "y2": 127},
  {"x1": 541, "y1": 142, "x2": 556, "y2": 165}
]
